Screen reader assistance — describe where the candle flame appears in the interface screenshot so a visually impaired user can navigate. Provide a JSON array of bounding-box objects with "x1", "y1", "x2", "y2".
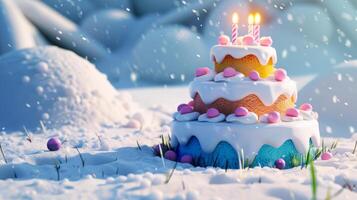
[
  {"x1": 232, "y1": 13, "x2": 239, "y2": 24},
  {"x1": 248, "y1": 14, "x2": 254, "y2": 24},
  {"x1": 254, "y1": 13, "x2": 261, "y2": 24}
]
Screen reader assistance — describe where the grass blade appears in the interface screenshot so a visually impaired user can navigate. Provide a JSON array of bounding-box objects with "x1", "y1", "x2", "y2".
[{"x1": 309, "y1": 161, "x2": 317, "y2": 200}]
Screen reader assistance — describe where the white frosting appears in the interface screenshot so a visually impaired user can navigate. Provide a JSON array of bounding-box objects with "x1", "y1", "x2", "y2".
[
  {"x1": 198, "y1": 113, "x2": 226, "y2": 123},
  {"x1": 214, "y1": 71, "x2": 244, "y2": 82},
  {"x1": 173, "y1": 112, "x2": 200, "y2": 122},
  {"x1": 300, "y1": 110, "x2": 319, "y2": 120},
  {"x1": 226, "y1": 112, "x2": 258, "y2": 124},
  {"x1": 171, "y1": 120, "x2": 320, "y2": 159},
  {"x1": 194, "y1": 70, "x2": 216, "y2": 82},
  {"x1": 259, "y1": 114, "x2": 270, "y2": 123},
  {"x1": 189, "y1": 76, "x2": 297, "y2": 105},
  {"x1": 211, "y1": 45, "x2": 277, "y2": 65},
  {"x1": 281, "y1": 115, "x2": 304, "y2": 122}
]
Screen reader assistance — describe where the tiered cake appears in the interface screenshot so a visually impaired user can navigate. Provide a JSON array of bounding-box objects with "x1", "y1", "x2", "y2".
[{"x1": 170, "y1": 34, "x2": 321, "y2": 169}]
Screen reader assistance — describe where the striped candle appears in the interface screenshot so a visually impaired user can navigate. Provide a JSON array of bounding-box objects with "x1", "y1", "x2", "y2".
[
  {"x1": 253, "y1": 13, "x2": 261, "y2": 44},
  {"x1": 232, "y1": 13, "x2": 239, "y2": 45},
  {"x1": 248, "y1": 14, "x2": 254, "y2": 36}
]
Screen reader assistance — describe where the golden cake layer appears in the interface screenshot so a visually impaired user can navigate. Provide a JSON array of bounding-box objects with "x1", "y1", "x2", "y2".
[
  {"x1": 214, "y1": 55, "x2": 275, "y2": 78},
  {"x1": 193, "y1": 93, "x2": 296, "y2": 116}
]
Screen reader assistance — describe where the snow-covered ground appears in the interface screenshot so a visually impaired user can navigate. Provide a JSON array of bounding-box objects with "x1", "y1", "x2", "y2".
[
  {"x1": 0, "y1": 83, "x2": 356, "y2": 200},
  {"x1": 0, "y1": 0, "x2": 357, "y2": 199}
]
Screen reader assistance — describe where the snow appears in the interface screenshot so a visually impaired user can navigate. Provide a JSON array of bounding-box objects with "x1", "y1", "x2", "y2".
[
  {"x1": 0, "y1": 0, "x2": 46, "y2": 54},
  {"x1": 15, "y1": 0, "x2": 108, "y2": 61},
  {"x1": 0, "y1": 0, "x2": 357, "y2": 199},
  {"x1": 132, "y1": 25, "x2": 210, "y2": 83},
  {"x1": 80, "y1": 9, "x2": 135, "y2": 51},
  {"x1": 0, "y1": 46, "x2": 134, "y2": 131}
]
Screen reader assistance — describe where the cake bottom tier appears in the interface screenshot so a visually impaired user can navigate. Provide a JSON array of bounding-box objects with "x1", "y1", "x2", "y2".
[{"x1": 171, "y1": 120, "x2": 320, "y2": 169}]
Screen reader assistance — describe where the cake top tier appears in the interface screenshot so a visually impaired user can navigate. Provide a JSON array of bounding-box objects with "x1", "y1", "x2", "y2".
[{"x1": 211, "y1": 44, "x2": 277, "y2": 65}]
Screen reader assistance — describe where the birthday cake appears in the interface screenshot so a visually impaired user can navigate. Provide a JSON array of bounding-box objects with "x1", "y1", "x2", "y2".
[{"x1": 158, "y1": 14, "x2": 320, "y2": 169}]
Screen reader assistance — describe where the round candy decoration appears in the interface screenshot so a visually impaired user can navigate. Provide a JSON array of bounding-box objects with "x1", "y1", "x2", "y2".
[
  {"x1": 223, "y1": 67, "x2": 238, "y2": 78},
  {"x1": 164, "y1": 150, "x2": 177, "y2": 161},
  {"x1": 47, "y1": 137, "x2": 62, "y2": 151},
  {"x1": 249, "y1": 70, "x2": 260, "y2": 81},
  {"x1": 180, "y1": 155, "x2": 193, "y2": 164},
  {"x1": 268, "y1": 111, "x2": 280, "y2": 123},
  {"x1": 300, "y1": 103, "x2": 313, "y2": 111},
  {"x1": 286, "y1": 108, "x2": 299, "y2": 117},
  {"x1": 218, "y1": 35, "x2": 230, "y2": 45},
  {"x1": 321, "y1": 152, "x2": 332, "y2": 160},
  {"x1": 274, "y1": 69, "x2": 287, "y2": 81},
  {"x1": 207, "y1": 108, "x2": 220, "y2": 118},
  {"x1": 275, "y1": 158, "x2": 286, "y2": 169},
  {"x1": 235, "y1": 107, "x2": 249, "y2": 117},
  {"x1": 179, "y1": 105, "x2": 193, "y2": 114},
  {"x1": 195, "y1": 67, "x2": 210, "y2": 77}
]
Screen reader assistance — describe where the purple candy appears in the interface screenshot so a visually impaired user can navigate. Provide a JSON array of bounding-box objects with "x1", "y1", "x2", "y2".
[
  {"x1": 249, "y1": 70, "x2": 260, "y2": 81},
  {"x1": 235, "y1": 107, "x2": 249, "y2": 117},
  {"x1": 207, "y1": 108, "x2": 220, "y2": 118},
  {"x1": 223, "y1": 67, "x2": 238, "y2": 78},
  {"x1": 177, "y1": 104, "x2": 186, "y2": 112},
  {"x1": 179, "y1": 105, "x2": 193, "y2": 114},
  {"x1": 180, "y1": 155, "x2": 193, "y2": 164},
  {"x1": 164, "y1": 150, "x2": 177, "y2": 161},
  {"x1": 195, "y1": 67, "x2": 210, "y2": 77},
  {"x1": 47, "y1": 137, "x2": 61, "y2": 151},
  {"x1": 275, "y1": 158, "x2": 286, "y2": 169},
  {"x1": 267, "y1": 111, "x2": 280, "y2": 123}
]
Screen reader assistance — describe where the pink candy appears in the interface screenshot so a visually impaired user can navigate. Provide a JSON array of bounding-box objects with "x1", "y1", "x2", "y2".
[
  {"x1": 179, "y1": 105, "x2": 193, "y2": 114},
  {"x1": 274, "y1": 69, "x2": 287, "y2": 81},
  {"x1": 260, "y1": 37, "x2": 273, "y2": 46},
  {"x1": 207, "y1": 108, "x2": 220, "y2": 118},
  {"x1": 242, "y1": 35, "x2": 254, "y2": 45},
  {"x1": 195, "y1": 67, "x2": 210, "y2": 77},
  {"x1": 218, "y1": 35, "x2": 230, "y2": 45},
  {"x1": 268, "y1": 111, "x2": 280, "y2": 123},
  {"x1": 249, "y1": 70, "x2": 260, "y2": 81},
  {"x1": 300, "y1": 103, "x2": 313, "y2": 111},
  {"x1": 223, "y1": 67, "x2": 238, "y2": 78},
  {"x1": 286, "y1": 108, "x2": 299, "y2": 117},
  {"x1": 235, "y1": 107, "x2": 249, "y2": 117},
  {"x1": 180, "y1": 155, "x2": 193, "y2": 164},
  {"x1": 321, "y1": 152, "x2": 332, "y2": 160}
]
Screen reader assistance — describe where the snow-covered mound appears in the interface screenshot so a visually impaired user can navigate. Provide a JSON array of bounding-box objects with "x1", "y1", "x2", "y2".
[
  {"x1": 299, "y1": 61, "x2": 357, "y2": 138},
  {"x1": 133, "y1": 25, "x2": 210, "y2": 83},
  {"x1": 0, "y1": 0, "x2": 46, "y2": 55},
  {"x1": 0, "y1": 46, "x2": 133, "y2": 131},
  {"x1": 80, "y1": 9, "x2": 135, "y2": 51}
]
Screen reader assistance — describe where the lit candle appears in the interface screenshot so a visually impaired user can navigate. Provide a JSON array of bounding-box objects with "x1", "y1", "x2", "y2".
[
  {"x1": 248, "y1": 14, "x2": 254, "y2": 36},
  {"x1": 231, "y1": 13, "x2": 239, "y2": 45},
  {"x1": 253, "y1": 13, "x2": 261, "y2": 44}
]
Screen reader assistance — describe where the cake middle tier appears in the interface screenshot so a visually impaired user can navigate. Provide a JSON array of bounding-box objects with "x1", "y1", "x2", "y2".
[{"x1": 189, "y1": 77, "x2": 297, "y2": 116}]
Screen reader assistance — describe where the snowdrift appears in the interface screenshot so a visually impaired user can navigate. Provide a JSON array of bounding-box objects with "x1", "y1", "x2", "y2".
[
  {"x1": 299, "y1": 61, "x2": 357, "y2": 138},
  {"x1": 0, "y1": 46, "x2": 133, "y2": 131}
]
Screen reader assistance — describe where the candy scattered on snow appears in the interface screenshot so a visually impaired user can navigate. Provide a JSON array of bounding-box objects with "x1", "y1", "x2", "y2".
[
  {"x1": 47, "y1": 137, "x2": 61, "y2": 151},
  {"x1": 164, "y1": 150, "x2": 177, "y2": 161},
  {"x1": 275, "y1": 158, "x2": 286, "y2": 169}
]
